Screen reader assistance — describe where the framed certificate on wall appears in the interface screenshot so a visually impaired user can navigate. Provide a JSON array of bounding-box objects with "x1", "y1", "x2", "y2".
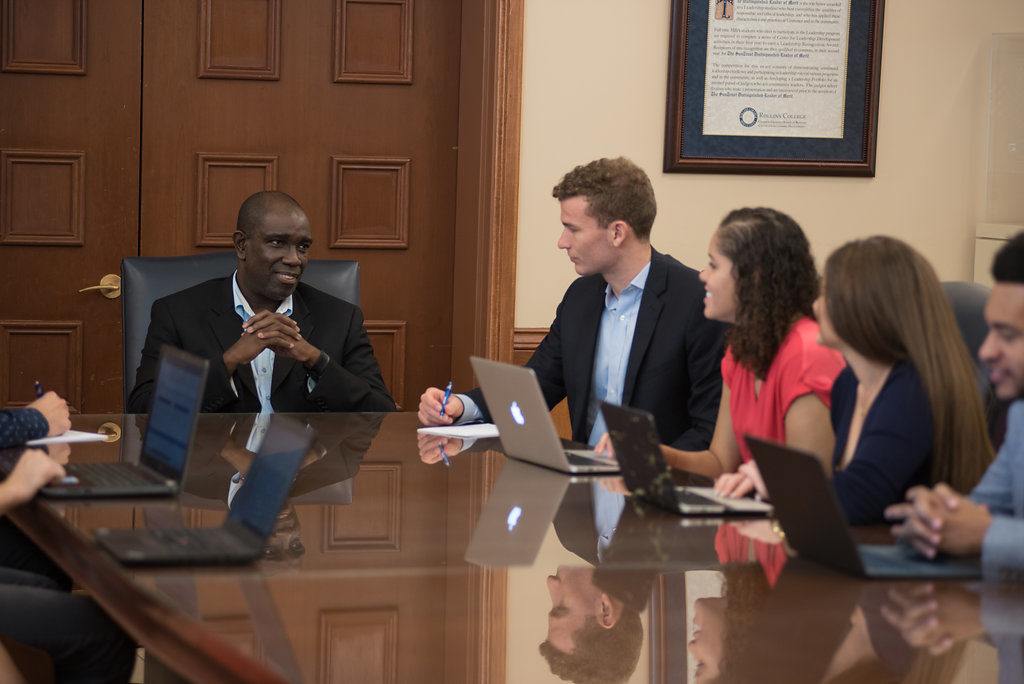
[{"x1": 664, "y1": 0, "x2": 885, "y2": 176}]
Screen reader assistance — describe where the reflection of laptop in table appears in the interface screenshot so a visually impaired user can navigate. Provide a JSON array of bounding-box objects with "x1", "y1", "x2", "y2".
[
  {"x1": 600, "y1": 402, "x2": 771, "y2": 516},
  {"x1": 95, "y1": 415, "x2": 314, "y2": 566},
  {"x1": 747, "y1": 435, "x2": 981, "y2": 579},
  {"x1": 470, "y1": 356, "x2": 618, "y2": 474},
  {"x1": 464, "y1": 459, "x2": 572, "y2": 566},
  {"x1": 5, "y1": 345, "x2": 207, "y2": 498}
]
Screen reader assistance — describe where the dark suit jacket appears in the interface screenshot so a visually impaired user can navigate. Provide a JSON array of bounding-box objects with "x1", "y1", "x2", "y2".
[
  {"x1": 467, "y1": 249, "x2": 726, "y2": 450},
  {"x1": 127, "y1": 278, "x2": 396, "y2": 413}
]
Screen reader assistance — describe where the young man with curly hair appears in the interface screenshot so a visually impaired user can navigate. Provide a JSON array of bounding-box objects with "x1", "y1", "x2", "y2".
[{"x1": 418, "y1": 157, "x2": 727, "y2": 454}]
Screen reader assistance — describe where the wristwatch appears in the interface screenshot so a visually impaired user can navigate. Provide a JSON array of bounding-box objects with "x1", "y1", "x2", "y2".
[{"x1": 307, "y1": 351, "x2": 331, "y2": 381}]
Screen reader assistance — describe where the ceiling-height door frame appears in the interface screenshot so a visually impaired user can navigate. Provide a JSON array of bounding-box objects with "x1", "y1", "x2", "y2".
[{"x1": 447, "y1": 0, "x2": 523, "y2": 682}]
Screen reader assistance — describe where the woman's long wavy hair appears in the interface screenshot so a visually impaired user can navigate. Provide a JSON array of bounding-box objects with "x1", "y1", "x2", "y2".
[
  {"x1": 824, "y1": 236, "x2": 994, "y2": 491},
  {"x1": 716, "y1": 208, "x2": 819, "y2": 378}
]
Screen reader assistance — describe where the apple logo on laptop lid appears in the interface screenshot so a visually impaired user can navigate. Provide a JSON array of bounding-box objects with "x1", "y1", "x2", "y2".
[{"x1": 509, "y1": 401, "x2": 526, "y2": 425}]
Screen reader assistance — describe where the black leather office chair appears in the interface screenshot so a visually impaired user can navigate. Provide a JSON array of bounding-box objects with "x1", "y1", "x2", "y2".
[
  {"x1": 121, "y1": 252, "x2": 360, "y2": 407},
  {"x1": 941, "y1": 281, "x2": 990, "y2": 397}
]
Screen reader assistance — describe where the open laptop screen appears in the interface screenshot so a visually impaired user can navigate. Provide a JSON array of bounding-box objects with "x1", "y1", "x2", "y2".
[{"x1": 139, "y1": 346, "x2": 208, "y2": 478}]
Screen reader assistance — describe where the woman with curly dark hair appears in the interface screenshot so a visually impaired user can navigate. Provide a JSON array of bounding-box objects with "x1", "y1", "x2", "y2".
[{"x1": 663, "y1": 207, "x2": 845, "y2": 497}]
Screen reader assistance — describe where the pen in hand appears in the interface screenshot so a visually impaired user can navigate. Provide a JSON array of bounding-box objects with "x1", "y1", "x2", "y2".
[
  {"x1": 439, "y1": 381, "x2": 453, "y2": 419},
  {"x1": 439, "y1": 381, "x2": 453, "y2": 468},
  {"x1": 34, "y1": 381, "x2": 43, "y2": 399}
]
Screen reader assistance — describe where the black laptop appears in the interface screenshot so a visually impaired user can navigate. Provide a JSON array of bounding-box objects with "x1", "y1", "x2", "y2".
[
  {"x1": 600, "y1": 402, "x2": 771, "y2": 516},
  {"x1": 95, "y1": 414, "x2": 314, "y2": 566},
  {"x1": 746, "y1": 435, "x2": 981, "y2": 579},
  {"x1": 1, "y1": 345, "x2": 208, "y2": 498}
]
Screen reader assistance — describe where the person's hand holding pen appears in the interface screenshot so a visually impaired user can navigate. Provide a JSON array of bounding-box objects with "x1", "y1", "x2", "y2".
[
  {"x1": 435, "y1": 381, "x2": 454, "y2": 466},
  {"x1": 417, "y1": 433, "x2": 463, "y2": 466},
  {"x1": 417, "y1": 384, "x2": 464, "y2": 426},
  {"x1": 26, "y1": 384, "x2": 71, "y2": 437}
]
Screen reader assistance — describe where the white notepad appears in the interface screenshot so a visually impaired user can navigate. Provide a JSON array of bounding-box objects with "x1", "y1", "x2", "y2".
[
  {"x1": 416, "y1": 423, "x2": 500, "y2": 439},
  {"x1": 27, "y1": 430, "x2": 109, "y2": 446}
]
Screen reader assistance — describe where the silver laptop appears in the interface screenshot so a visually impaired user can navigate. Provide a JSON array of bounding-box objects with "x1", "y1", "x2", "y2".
[
  {"x1": 747, "y1": 435, "x2": 980, "y2": 579},
  {"x1": 470, "y1": 356, "x2": 618, "y2": 474},
  {"x1": 464, "y1": 459, "x2": 572, "y2": 566},
  {"x1": 601, "y1": 402, "x2": 771, "y2": 516}
]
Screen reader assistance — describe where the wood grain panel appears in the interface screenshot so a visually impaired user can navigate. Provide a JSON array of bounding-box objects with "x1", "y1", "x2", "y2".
[
  {"x1": 365, "y1": 320, "x2": 406, "y2": 410},
  {"x1": 1, "y1": 149, "x2": 84, "y2": 245},
  {"x1": 330, "y1": 156, "x2": 410, "y2": 249},
  {"x1": 0, "y1": 320, "x2": 82, "y2": 410},
  {"x1": 1, "y1": 0, "x2": 86, "y2": 74},
  {"x1": 204, "y1": 617, "x2": 260, "y2": 660},
  {"x1": 333, "y1": 0, "x2": 412, "y2": 84},
  {"x1": 196, "y1": 153, "x2": 278, "y2": 247},
  {"x1": 198, "y1": 0, "x2": 280, "y2": 80},
  {"x1": 319, "y1": 608, "x2": 397, "y2": 684},
  {"x1": 64, "y1": 507, "x2": 134, "y2": 534},
  {"x1": 321, "y1": 463, "x2": 400, "y2": 551},
  {"x1": 511, "y1": 327, "x2": 546, "y2": 365}
]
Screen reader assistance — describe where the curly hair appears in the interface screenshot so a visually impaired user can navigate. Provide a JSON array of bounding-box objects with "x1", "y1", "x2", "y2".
[
  {"x1": 538, "y1": 609, "x2": 643, "y2": 684},
  {"x1": 993, "y1": 231, "x2": 1024, "y2": 283},
  {"x1": 716, "y1": 208, "x2": 818, "y2": 378},
  {"x1": 824, "y1": 237, "x2": 993, "y2": 492},
  {"x1": 552, "y1": 157, "x2": 657, "y2": 240}
]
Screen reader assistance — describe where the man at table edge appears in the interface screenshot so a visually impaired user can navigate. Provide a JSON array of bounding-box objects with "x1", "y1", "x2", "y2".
[
  {"x1": 418, "y1": 157, "x2": 727, "y2": 452},
  {"x1": 886, "y1": 232, "x2": 1024, "y2": 581}
]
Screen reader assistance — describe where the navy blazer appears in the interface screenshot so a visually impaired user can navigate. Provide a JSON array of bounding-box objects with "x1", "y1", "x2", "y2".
[
  {"x1": 468, "y1": 249, "x2": 726, "y2": 450},
  {"x1": 127, "y1": 277, "x2": 395, "y2": 414}
]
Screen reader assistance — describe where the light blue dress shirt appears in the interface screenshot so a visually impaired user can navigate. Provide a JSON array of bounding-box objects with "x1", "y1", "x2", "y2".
[
  {"x1": 231, "y1": 272, "x2": 293, "y2": 415},
  {"x1": 586, "y1": 262, "x2": 650, "y2": 446}
]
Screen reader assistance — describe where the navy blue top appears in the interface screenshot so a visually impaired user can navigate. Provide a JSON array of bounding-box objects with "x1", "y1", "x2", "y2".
[
  {"x1": 0, "y1": 408, "x2": 48, "y2": 449},
  {"x1": 831, "y1": 362, "x2": 933, "y2": 524}
]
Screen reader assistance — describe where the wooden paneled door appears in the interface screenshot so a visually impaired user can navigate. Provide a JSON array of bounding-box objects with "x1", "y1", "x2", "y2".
[
  {"x1": 139, "y1": 0, "x2": 462, "y2": 410},
  {"x1": 2, "y1": 1, "x2": 464, "y2": 412},
  {"x1": 0, "y1": 1, "x2": 141, "y2": 412}
]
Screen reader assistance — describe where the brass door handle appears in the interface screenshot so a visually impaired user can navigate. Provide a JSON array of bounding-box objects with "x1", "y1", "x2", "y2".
[
  {"x1": 78, "y1": 274, "x2": 121, "y2": 299},
  {"x1": 97, "y1": 422, "x2": 122, "y2": 443}
]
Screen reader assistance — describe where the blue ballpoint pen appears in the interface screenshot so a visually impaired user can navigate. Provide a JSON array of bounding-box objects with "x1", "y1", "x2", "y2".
[
  {"x1": 34, "y1": 381, "x2": 43, "y2": 398},
  {"x1": 439, "y1": 381, "x2": 453, "y2": 418},
  {"x1": 439, "y1": 381, "x2": 453, "y2": 467}
]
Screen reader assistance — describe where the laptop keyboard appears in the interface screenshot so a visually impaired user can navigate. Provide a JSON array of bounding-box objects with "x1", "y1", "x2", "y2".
[
  {"x1": 565, "y1": 451, "x2": 610, "y2": 467},
  {"x1": 67, "y1": 462, "x2": 160, "y2": 487},
  {"x1": 676, "y1": 489, "x2": 721, "y2": 506},
  {"x1": 146, "y1": 527, "x2": 246, "y2": 553}
]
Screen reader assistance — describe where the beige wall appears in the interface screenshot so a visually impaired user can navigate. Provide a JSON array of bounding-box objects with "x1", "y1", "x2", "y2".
[{"x1": 516, "y1": 0, "x2": 1024, "y2": 326}]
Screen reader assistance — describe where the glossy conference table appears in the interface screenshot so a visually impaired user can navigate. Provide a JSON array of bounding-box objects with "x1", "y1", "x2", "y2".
[{"x1": 8, "y1": 413, "x2": 1019, "y2": 683}]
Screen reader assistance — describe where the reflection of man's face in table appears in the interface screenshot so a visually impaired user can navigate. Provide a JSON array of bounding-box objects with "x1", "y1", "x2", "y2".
[
  {"x1": 689, "y1": 596, "x2": 725, "y2": 683},
  {"x1": 545, "y1": 566, "x2": 612, "y2": 653},
  {"x1": 261, "y1": 504, "x2": 305, "y2": 573},
  {"x1": 540, "y1": 565, "x2": 644, "y2": 683}
]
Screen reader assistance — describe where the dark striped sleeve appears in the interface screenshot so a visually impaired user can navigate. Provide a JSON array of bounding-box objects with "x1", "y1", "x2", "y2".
[{"x1": 0, "y1": 408, "x2": 49, "y2": 448}]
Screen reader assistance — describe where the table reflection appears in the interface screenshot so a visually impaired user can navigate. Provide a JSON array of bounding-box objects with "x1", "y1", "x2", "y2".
[{"x1": 4, "y1": 414, "x2": 1014, "y2": 683}]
